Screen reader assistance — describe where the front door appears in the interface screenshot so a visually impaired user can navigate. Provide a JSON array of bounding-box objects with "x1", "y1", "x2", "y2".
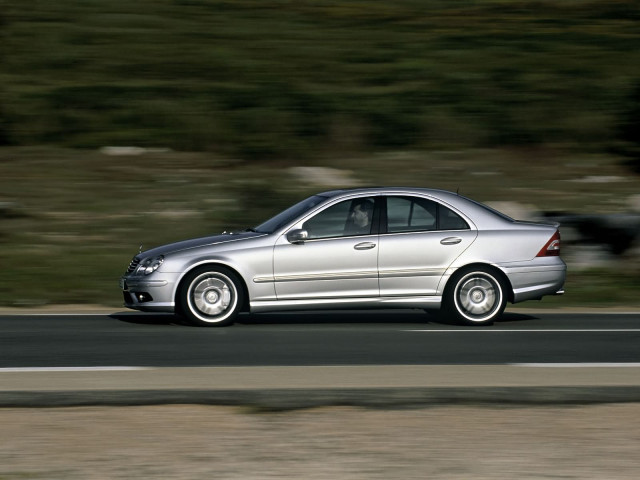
[{"x1": 273, "y1": 197, "x2": 380, "y2": 300}]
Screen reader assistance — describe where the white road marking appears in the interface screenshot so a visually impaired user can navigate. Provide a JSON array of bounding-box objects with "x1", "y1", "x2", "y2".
[
  {"x1": 513, "y1": 363, "x2": 640, "y2": 368},
  {"x1": 404, "y1": 329, "x2": 640, "y2": 333},
  {"x1": 5, "y1": 314, "x2": 113, "y2": 317},
  {"x1": 0, "y1": 367, "x2": 151, "y2": 373}
]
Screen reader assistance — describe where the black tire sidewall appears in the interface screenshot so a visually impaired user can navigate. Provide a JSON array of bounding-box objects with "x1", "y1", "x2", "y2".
[
  {"x1": 444, "y1": 268, "x2": 506, "y2": 326},
  {"x1": 177, "y1": 265, "x2": 244, "y2": 327}
]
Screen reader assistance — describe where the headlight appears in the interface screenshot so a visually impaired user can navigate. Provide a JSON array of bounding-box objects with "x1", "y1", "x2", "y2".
[{"x1": 135, "y1": 255, "x2": 164, "y2": 275}]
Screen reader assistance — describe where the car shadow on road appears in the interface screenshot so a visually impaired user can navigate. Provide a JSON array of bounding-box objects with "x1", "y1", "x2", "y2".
[
  {"x1": 237, "y1": 310, "x2": 539, "y2": 326},
  {"x1": 109, "y1": 312, "x2": 184, "y2": 326},
  {"x1": 109, "y1": 310, "x2": 539, "y2": 327},
  {"x1": 496, "y1": 312, "x2": 540, "y2": 324},
  {"x1": 237, "y1": 310, "x2": 429, "y2": 325}
]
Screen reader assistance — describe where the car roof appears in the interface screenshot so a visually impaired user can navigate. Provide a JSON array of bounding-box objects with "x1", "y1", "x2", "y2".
[{"x1": 318, "y1": 186, "x2": 456, "y2": 198}]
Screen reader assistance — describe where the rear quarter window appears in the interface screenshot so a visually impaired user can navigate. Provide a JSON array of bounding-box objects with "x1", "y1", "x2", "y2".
[{"x1": 439, "y1": 205, "x2": 469, "y2": 230}]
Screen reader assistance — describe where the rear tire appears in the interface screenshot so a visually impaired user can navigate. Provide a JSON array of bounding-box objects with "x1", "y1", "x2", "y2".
[
  {"x1": 442, "y1": 268, "x2": 506, "y2": 326},
  {"x1": 177, "y1": 266, "x2": 244, "y2": 327}
]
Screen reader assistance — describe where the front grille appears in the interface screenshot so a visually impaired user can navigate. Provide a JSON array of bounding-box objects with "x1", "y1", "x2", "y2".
[{"x1": 126, "y1": 257, "x2": 140, "y2": 274}]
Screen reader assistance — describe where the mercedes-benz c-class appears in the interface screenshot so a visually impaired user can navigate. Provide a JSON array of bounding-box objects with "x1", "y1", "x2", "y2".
[{"x1": 120, "y1": 188, "x2": 565, "y2": 326}]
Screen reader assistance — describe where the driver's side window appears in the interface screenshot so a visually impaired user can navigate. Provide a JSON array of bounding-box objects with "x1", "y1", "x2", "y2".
[{"x1": 303, "y1": 198, "x2": 375, "y2": 239}]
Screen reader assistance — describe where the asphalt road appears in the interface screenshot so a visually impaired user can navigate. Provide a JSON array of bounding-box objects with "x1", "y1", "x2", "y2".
[{"x1": 2, "y1": 310, "x2": 639, "y2": 368}]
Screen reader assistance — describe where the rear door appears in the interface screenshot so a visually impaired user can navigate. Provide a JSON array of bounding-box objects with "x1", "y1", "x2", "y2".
[{"x1": 378, "y1": 196, "x2": 477, "y2": 296}]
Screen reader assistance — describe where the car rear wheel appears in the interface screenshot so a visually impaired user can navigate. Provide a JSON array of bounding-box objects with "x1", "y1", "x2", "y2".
[
  {"x1": 443, "y1": 268, "x2": 506, "y2": 326},
  {"x1": 178, "y1": 266, "x2": 243, "y2": 327}
]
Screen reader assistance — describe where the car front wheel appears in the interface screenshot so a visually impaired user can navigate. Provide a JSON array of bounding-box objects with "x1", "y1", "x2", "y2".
[
  {"x1": 443, "y1": 268, "x2": 506, "y2": 326},
  {"x1": 178, "y1": 266, "x2": 244, "y2": 327}
]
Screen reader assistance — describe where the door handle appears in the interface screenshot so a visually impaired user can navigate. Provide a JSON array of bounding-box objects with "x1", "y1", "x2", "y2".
[
  {"x1": 354, "y1": 242, "x2": 376, "y2": 250},
  {"x1": 440, "y1": 237, "x2": 462, "y2": 245}
]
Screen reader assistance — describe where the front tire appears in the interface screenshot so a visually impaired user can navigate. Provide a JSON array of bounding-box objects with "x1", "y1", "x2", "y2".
[
  {"x1": 443, "y1": 268, "x2": 506, "y2": 326},
  {"x1": 178, "y1": 266, "x2": 244, "y2": 327}
]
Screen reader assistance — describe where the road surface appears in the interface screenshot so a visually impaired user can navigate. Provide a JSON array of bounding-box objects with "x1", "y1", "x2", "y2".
[
  {"x1": 1, "y1": 310, "x2": 639, "y2": 368},
  {"x1": 2, "y1": 309, "x2": 640, "y2": 478}
]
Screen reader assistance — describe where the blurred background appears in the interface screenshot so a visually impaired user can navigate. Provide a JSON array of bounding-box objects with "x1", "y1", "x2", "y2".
[{"x1": 1, "y1": 0, "x2": 639, "y2": 308}]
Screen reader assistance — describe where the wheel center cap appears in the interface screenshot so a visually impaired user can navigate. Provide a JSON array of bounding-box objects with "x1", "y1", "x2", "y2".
[
  {"x1": 471, "y1": 289, "x2": 485, "y2": 303},
  {"x1": 205, "y1": 290, "x2": 220, "y2": 304}
]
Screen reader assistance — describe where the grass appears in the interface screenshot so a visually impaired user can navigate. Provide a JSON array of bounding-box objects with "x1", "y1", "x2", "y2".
[
  {"x1": 2, "y1": 1, "x2": 640, "y2": 158},
  {"x1": 1, "y1": 146, "x2": 639, "y2": 308}
]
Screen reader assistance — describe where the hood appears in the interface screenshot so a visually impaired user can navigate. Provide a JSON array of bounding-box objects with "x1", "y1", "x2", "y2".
[{"x1": 138, "y1": 231, "x2": 265, "y2": 258}]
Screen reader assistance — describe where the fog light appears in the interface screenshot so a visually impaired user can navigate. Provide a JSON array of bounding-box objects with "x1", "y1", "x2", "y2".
[{"x1": 135, "y1": 292, "x2": 153, "y2": 303}]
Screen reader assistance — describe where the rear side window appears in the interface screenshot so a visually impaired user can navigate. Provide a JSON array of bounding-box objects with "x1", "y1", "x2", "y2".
[
  {"x1": 385, "y1": 196, "x2": 469, "y2": 233},
  {"x1": 387, "y1": 197, "x2": 436, "y2": 232}
]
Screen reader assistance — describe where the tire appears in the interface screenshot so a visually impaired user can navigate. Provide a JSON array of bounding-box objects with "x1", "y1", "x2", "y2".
[
  {"x1": 177, "y1": 266, "x2": 244, "y2": 327},
  {"x1": 443, "y1": 268, "x2": 506, "y2": 326}
]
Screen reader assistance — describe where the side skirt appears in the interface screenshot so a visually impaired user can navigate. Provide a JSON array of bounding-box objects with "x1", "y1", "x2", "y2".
[{"x1": 250, "y1": 296, "x2": 442, "y2": 313}]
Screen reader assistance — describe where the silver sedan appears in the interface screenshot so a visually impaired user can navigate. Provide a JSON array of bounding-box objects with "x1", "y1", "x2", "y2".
[{"x1": 120, "y1": 188, "x2": 566, "y2": 326}]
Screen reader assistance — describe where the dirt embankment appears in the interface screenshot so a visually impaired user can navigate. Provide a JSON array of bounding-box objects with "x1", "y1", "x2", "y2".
[{"x1": 1, "y1": 404, "x2": 639, "y2": 479}]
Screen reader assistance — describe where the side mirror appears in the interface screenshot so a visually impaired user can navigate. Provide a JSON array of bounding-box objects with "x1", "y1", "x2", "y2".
[{"x1": 286, "y1": 229, "x2": 308, "y2": 244}]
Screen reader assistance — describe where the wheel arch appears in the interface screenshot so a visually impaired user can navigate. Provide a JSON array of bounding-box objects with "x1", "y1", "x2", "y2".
[
  {"x1": 443, "y1": 262, "x2": 514, "y2": 304},
  {"x1": 174, "y1": 261, "x2": 251, "y2": 313}
]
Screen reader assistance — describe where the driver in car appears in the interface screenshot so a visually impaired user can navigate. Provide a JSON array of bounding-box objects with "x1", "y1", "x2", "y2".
[{"x1": 347, "y1": 199, "x2": 374, "y2": 235}]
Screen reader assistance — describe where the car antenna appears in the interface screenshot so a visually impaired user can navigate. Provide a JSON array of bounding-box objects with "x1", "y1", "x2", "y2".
[{"x1": 456, "y1": 187, "x2": 460, "y2": 195}]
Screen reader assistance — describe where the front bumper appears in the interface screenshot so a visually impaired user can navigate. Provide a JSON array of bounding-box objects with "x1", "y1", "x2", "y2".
[{"x1": 120, "y1": 275, "x2": 177, "y2": 312}]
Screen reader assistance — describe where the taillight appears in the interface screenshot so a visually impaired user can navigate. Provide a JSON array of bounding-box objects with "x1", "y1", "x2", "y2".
[{"x1": 536, "y1": 231, "x2": 561, "y2": 257}]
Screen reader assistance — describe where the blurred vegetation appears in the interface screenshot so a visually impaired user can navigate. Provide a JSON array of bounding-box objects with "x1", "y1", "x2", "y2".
[
  {"x1": 619, "y1": 81, "x2": 640, "y2": 172},
  {"x1": 1, "y1": 147, "x2": 640, "y2": 308},
  {"x1": 1, "y1": 1, "x2": 640, "y2": 309},
  {"x1": 1, "y1": 0, "x2": 640, "y2": 159}
]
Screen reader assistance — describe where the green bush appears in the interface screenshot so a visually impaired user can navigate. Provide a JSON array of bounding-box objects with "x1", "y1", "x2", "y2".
[{"x1": 2, "y1": 0, "x2": 640, "y2": 159}]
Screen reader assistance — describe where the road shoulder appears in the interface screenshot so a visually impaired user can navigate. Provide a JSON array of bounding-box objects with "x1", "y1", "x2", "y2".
[{"x1": 3, "y1": 365, "x2": 640, "y2": 408}]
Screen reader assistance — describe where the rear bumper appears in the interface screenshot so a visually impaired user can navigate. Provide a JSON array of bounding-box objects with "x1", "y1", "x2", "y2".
[{"x1": 499, "y1": 258, "x2": 567, "y2": 303}]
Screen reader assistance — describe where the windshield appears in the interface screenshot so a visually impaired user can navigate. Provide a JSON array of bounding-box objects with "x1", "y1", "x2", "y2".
[{"x1": 254, "y1": 195, "x2": 329, "y2": 233}]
